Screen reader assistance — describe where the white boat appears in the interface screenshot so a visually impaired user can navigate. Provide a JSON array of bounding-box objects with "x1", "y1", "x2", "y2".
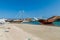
[{"x1": 0, "y1": 18, "x2": 7, "y2": 24}]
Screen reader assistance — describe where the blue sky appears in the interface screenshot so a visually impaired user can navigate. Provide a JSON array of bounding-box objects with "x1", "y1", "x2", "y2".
[{"x1": 0, "y1": 0, "x2": 60, "y2": 18}]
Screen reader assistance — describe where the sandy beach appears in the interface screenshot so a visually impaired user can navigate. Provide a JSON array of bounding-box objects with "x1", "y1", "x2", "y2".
[
  {"x1": 0, "y1": 23, "x2": 60, "y2": 40},
  {"x1": 13, "y1": 23, "x2": 60, "y2": 40},
  {"x1": 0, "y1": 23, "x2": 42, "y2": 40}
]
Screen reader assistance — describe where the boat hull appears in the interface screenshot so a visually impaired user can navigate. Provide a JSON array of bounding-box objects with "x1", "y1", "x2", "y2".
[{"x1": 38, "y1": 19, "x2": 53, "y2": 24}]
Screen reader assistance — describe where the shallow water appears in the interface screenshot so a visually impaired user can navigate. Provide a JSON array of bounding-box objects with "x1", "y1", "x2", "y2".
[
  {"x1": 23, "y1": 21, "x2": 60, "y2": 26},
  {"x1": 23, "y1": 21, "x2": 40, "y2": 25},
  {"x1": 53, "y1": 22, "x2": 60, "y2": 26}
]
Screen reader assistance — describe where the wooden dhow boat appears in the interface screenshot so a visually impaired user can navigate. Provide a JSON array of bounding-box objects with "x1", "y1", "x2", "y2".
[
  {"x1": 5, "y1": 19, "x2": 23, "y2": 23},
  {"x1": 38, "y1": 16, "x2": 60, "y2": 24}
]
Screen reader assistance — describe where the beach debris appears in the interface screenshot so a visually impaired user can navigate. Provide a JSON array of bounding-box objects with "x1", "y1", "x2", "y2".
[
  {"x1": 28, "y1": 38, "x2": 31, "y2": 40},
  {"x1": 5, "y1": 30, "x2": 9, "y2": 32},
  {"x1": 4, "y1": 29, "x2": 9, "y2": 32},
  {"x1": 25, "y1": 38, "x2": 31, "y2": 40},
  {"x1": 7, "y1": 27, "x2": 11, "y2": 29}
]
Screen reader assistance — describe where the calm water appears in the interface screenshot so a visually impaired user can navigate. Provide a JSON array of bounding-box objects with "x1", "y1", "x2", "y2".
[
  {"x1": 23, "y1": 21, "x2": 60, "y2": 26},
  {"x1": 53, "y1": 22, "x2": 60, "y2": 26},
  {"x1": 23, "y1": 21, "x2": 40, "y2": 25}
]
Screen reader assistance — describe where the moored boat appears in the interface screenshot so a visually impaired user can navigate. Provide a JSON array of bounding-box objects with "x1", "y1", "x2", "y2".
[{"x1": 38, "y1": 16, "x2": 60, "y2": 24}]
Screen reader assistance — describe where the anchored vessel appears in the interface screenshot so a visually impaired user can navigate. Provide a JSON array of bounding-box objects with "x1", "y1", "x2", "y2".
[{"x1": 38, "y1": 16, "x2": 60, "y2": 24}]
